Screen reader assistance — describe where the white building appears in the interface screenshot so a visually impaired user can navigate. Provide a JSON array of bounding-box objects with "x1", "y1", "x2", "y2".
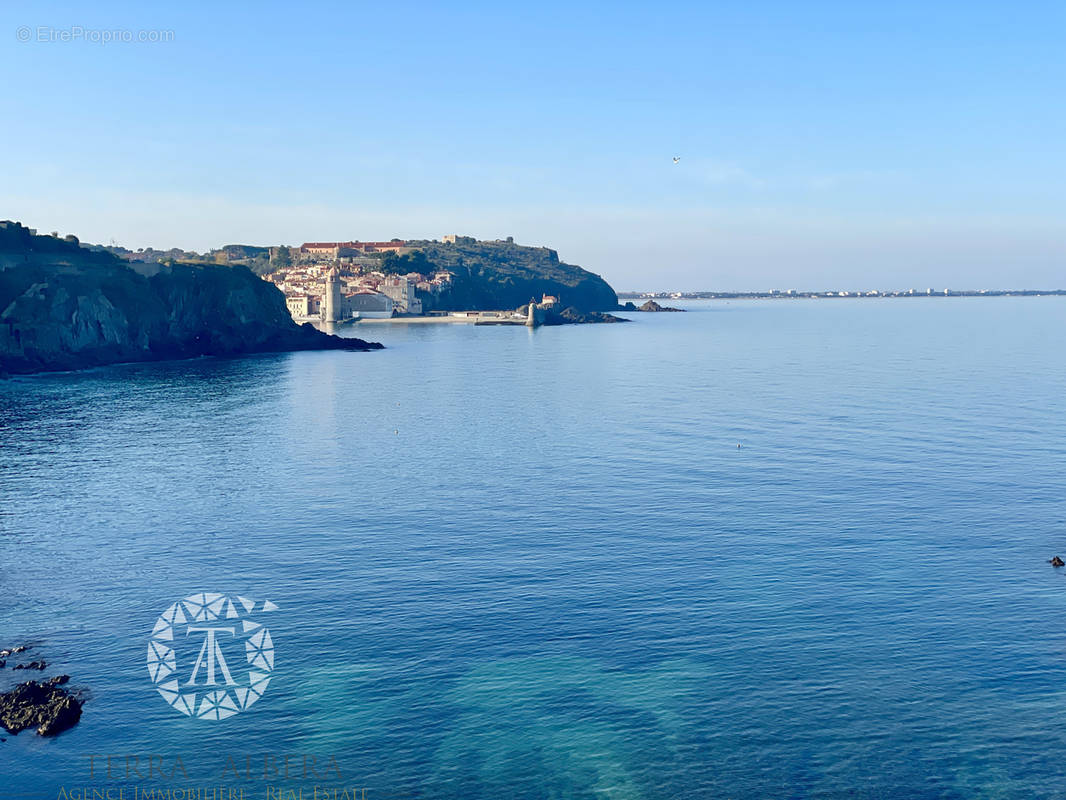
[{"x1": 285, "y1": 295, "x2": 318, "y2": 318}]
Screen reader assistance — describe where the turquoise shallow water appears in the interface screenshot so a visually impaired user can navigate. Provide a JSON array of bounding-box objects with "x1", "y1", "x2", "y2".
[{"x1": 1, "y1": 297, "x2": 1065, "y2": 799}]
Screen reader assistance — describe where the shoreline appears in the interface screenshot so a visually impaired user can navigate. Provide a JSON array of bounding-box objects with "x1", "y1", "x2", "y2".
[
  {"x1": 306, "y1": 312, "x2": 527, "y2": 325},
  {"x1": 350, "y1": 315, "x2": 485, "y2": 324},
  {"x1": 297, "y1": 315, "x2": 493, "y2": 326}
]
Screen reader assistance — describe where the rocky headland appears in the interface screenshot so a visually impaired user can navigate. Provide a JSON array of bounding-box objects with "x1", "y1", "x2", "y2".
[
  {"x1": 379, "y1": 238, "x2": 620, "y2": 313},
  {"x1": 0, "y1": 221, "x2": 382, "y2": 376}
]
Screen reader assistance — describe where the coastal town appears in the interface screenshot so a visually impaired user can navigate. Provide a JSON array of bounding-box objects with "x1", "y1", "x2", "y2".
[
  {"x1": 95, "y1": 233, "x2": 572, "y2": 324},
  {"x1": 265, "y1": 239, "x2": 445, "y2": 321},
  {"x1": 1, "y1": 222, "x2": 621, "y2": 353},
  {"x1": 99, "y1": 235, "x2": 455, "y2": 321},
  {"x1": 263, "y1": 237, "x2": 569, "y2": 324}
]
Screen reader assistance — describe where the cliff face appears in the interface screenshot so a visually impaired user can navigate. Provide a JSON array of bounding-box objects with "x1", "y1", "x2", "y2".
[
  {"x1": 0, "y1": 225, "x2": 381, "y2": 375},
  {"x1": 396, "y1": 240, "x2": 619, "y2": 312}
]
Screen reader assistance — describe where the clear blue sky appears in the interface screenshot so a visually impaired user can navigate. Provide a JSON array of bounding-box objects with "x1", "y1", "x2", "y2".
[{"x1": 3, "y1": 0, "x2": 1065, "y2": 290}]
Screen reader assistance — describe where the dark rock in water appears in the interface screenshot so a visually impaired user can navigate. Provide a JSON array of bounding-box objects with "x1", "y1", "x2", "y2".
[
  {"x1": 1051, "y1": 556, "x2": 1064, "y2": 567},
  {"x1": 0, "y1": 661, "x2": 5, "y2": 669},
  {"x1": 620, "y1": 301, "x2": 638, "y2": 311},
  {"x1": 0, "y1": 646, "x2": 27, "y2": 658},
  {"x1": 510, "y1": 303, "x2": 626, "y2": 326},
  {"x1": 637, "y1": 300, "x2": 684, "y2": 312},
  {"x1": 544, "y1": 306, "x2": 628, "y2": 325},
  {"x1": 0, "y1": 680, "x2": 83, "y2": 736},
  {"x1": 47, "y1": 675, "x2": 70, "y2": 686},
  {"x1": 35, "y1": 695, "x2": 81, "y2": 737},
  {"x1": 13, "y1": 661, "x2": 46, "y2": 671}
]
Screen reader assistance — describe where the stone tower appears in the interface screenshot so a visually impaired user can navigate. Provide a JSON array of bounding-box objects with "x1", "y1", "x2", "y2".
[{"x1": 322, "y1": 267, "x2": 343, "y2": 322}]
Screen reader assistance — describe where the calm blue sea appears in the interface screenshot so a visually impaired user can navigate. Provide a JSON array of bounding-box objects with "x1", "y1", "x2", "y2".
[{"x1": 2, "y1": 298, "x2": 1066, "y2": 799}]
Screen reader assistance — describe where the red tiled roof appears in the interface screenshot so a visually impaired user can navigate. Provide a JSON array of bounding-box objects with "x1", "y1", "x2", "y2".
[{"x1": 301, "y1": 241, "x2": 408, "y2": 249}]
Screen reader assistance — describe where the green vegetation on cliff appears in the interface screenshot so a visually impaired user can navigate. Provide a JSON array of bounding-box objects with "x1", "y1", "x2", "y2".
[
  {"x1": 377, "y1": 239, "x2": 619, "y2": 312},
  {"x1": 0, "y1": 222, "x2": 115, "y2": 267}
]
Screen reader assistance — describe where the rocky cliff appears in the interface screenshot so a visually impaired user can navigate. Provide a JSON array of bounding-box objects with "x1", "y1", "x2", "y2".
[
  {"x1": 382, "y1": 239, "x2": 619, "y2": 312},
  {"x1": 0, "y1": 222, "x2": 381, "y2": 376}
]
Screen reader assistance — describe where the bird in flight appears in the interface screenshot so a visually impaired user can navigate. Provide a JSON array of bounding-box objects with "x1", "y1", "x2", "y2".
[{"x1": 672, "y1": 156, "x2": 681, "y2": 164}]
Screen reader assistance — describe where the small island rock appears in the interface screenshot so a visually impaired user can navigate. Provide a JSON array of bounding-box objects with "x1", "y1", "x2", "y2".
[
  {"x1": 637, "y1": 300, "x2": 684, "y2": 312},
  {"x1": 0, "y1": 680, "x2": 83, "y2": 737}
]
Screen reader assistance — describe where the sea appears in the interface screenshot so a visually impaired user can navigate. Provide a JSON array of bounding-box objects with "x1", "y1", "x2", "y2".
[{"x1": 1, "y1": 297, "x2": 1065, "y2": 799}]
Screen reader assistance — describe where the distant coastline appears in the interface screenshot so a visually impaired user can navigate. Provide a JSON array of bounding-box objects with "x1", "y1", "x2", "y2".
[{"x1": 619, "y1": 289, "x2": 1066, "y2": 300}]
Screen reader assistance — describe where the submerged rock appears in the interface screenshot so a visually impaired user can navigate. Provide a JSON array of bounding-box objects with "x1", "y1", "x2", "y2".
[
  {"x1": 1050, "y1": 556, "x2": 1064, "y2": 567},
  {"x1": 0, "y1": 680, "x2": 83, "y2": 737},
  {"x1": 13, "y1": 660, "x2": 46, "y2": 671}
]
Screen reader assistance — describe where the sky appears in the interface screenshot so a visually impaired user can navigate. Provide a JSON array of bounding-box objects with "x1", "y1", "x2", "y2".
[{"x1": 2, "y1": 0, "x2": 1065, "y2": 291}]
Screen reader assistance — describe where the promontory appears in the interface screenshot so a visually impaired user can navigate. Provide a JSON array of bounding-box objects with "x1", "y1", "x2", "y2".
[{"x1": 0, "y1": 221, "x2": 382, "y2": 376}]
